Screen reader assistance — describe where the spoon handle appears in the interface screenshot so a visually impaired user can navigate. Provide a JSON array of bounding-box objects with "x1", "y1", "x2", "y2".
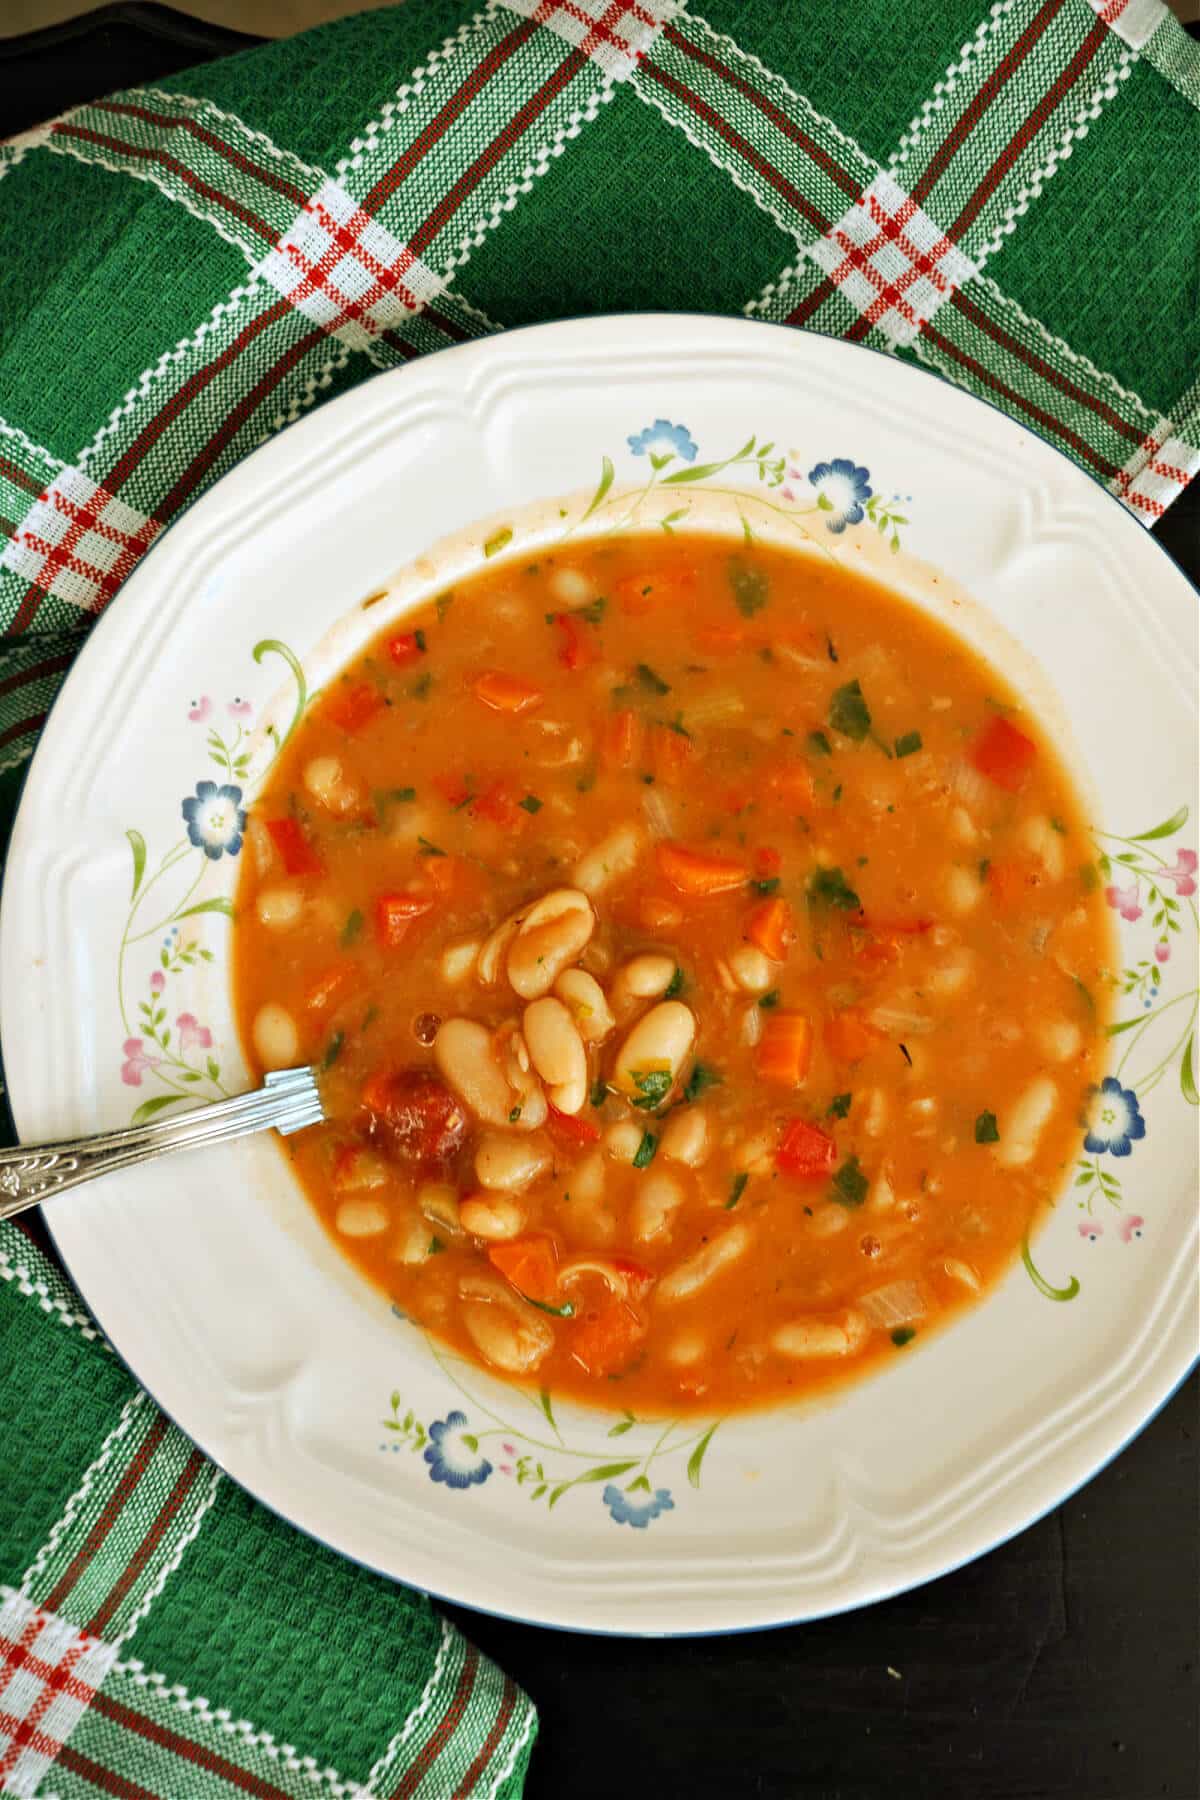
[{"x1": 0, "y1": 1067, "x2": 323, "y2": 1222}]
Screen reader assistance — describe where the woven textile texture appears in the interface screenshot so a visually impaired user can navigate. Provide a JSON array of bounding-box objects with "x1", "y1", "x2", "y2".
[{"x1": 0, "y1": 3, "x2": 1197, "y2": 1794}]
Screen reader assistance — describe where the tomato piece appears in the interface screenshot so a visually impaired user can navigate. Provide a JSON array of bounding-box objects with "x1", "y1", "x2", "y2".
[
  {"x1": 554, "y1": 613, "x2": 594, "y2": 671},
  {"x1": 755, "y1": 847, "x2": 782, "y2": 877},
  {"x1": 433, "y1": 772, "x2": 471, "y2": 808},
  {"x1": 547, "y1": 1104, "x2": 602, "y2": 1148},
  {"x1": 387, "y1": 631, "x2": 424, "y2": 668},
  {"x1": 651, "y1": 725, "x2": 695, "y2": 786},
  {"x1": 306, "y1": 963, "x2": 358, "y2": 1014},
  {"x1": 657, "y1": 842, "x2": 748, "y2": 896},
  {"x1": 765, "y1": 760, "x2": 815, "y2": 812},
  {"x1": 265, "y1": 816, "x2": 322, "y2": 877},
  {"x1": 971, "y1": 715, "x2": 1037, "y2": 792},
  {"x1": 823, "y1": 1008, "x2": 883, "y2": 1064},
  {"x1": 776, "y1": 1118, "x2": 836, "y2": 1179},
  {"x1": 375, "y1": 889, "x2": 435, "y2": 948},
  {"x1": 743, "y1": 897, "x2": 795, "y2": 962},
  {"x1": 362, "y1": 1069, "x2": 469, "y2": 1172},
  {"x1": 602, "y1": 708, "x2": 642, "y2": 769},
  {"x1": 757, "y1": 1011, "x2": 813, "y2": 1086},
  {"x1": 324, "y1": 681, "x2": 384, "y2": 735},
  {"x1": 568, "y1": 1294, "x2": 646, "y2": 1377},
  {"x1": 470, "y1": 781, "x2": 523, "y2": 830},
  {"x1": 472, "y1": 671, "x2": 543, "y2": 714},
  {"x1": 488, "y1": 1236, "x2": 560, "y2": 1305}
]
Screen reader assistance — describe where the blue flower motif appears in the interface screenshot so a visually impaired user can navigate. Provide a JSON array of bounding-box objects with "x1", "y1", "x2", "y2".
[
  {"x1": 627, "y1": 419, "x2": 697, "y2": 464},
  {"x1": 1083, "y1": 1076, "x2": 1146, "y2": 1158},
  {"x1": 603, "y1": 1482, "x2": 675, "y2": 1528},
  {"x1": 807, "y1": 458, "x2": 873, "y2": 532},
  {"x1": 423, "y1": 1410, "x2": 493, "y2": 1490},
  {"x1": 181, "y1": 781, "x2": 246, "y2": 860}
]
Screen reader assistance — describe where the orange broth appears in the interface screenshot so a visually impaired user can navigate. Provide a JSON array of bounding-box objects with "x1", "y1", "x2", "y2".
[{"x1": 233, "y1": 535, "x2": 1112, "y2": 1413}]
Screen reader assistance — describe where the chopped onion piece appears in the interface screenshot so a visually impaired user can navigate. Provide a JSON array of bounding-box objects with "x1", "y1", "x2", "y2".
[
  {"x1": 684, "y1": 689, "x2": 745, "y2": 727},
  {"x1": 642, "y1": 785, "x2": 678, "y2": 838},
  {"x1": 860, "y1": 1280, "x2": 926, "y2": 1329},
  {"x1": 868, "y1": 1004, "x2": 935, "y2": 1036},
  {"x1": 952, "y1": 758, "x2": 991, "y2": 817}
]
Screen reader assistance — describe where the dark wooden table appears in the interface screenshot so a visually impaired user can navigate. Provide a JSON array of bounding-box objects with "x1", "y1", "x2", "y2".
[{"x1": 3, "y1": 10, "x2": 1197, "y2": 1797}]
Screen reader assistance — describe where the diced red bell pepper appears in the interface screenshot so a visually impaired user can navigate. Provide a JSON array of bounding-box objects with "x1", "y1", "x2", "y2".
[
  {"x1": 755, "y1": 847, "x2": 782, "y2": 877},
  {"x1": 324, "y1": 681, "x2": 384, "y2": 735},
  {"x1": 265, "y1": 816, "x2": 322, "y2": 877},
  {"x1": 306, "y1": 963, "x2": 358, "y2": 1014},
  {"x1": 776, "y1": 1118, "x2": 837, "y2": 1179},
  {"x1": 375, "y1": 889, "x2": 434, "y2": 948},
  {"x1": 470, "y1": 781, "x2": 523, "y2": 829},
  {"x1": 546, "y1": 1104, "x2": 602, "y2": 1148},
  {"x1": 970, "y1": 715, "x2": 1037, "y2": 793},
  {"x1": 433, "y1": 772, "x2": 472, "y2": 808},
  {"x1": 554, "y1": 613, "x2": 594, "y2": 671},
  {"x1": 387, "y1": 631, "x2": 424, "y2": 668},
  {"x1": 488, "y1": 1236, "x2": 560, "y2": 1305}
]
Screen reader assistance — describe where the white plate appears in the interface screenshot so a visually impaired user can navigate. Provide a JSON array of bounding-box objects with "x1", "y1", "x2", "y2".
[{"x1": 3, "y1": 316, "x2": 1196, "y2": 1636}]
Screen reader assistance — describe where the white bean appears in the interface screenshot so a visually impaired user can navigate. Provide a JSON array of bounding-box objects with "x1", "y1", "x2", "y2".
[
  {"x1": 741, "y1": 1004, "x2": 763, "y2": 1048},
  {"x1": 1021, "y1": 813, "x2": 1066, "y2": 881},
  {"x1": 459, "y1": 1195, "x2": 527, "y2": 1240},
  {"x1": 303, "y1": 754, "x2": 357, "y2": 815},
  {"x1": 996, "y1": 1076, "x2": 1057, "y2": 1167},
  {"x1": 945, "y1": 864, "x2": 982, "y2": 916},
  {"x1": 571, "y1": 1149, "x2": 606, "y2": 1205},
  {"x1": 477, "y1": 915, "x2": 521, "y2": 986},
  {"x1": 659, "y1": 1108, "x2": 708, "y2": 1167},
  {"x1": 613, "y1": 1001, "x2": 696, "y2": 1105},
  {"x1": 523, "y1": 997, "x2": 587, "y2": 1113},
  {"x1": 393, "y1": 1214, "x2": 437, "y2": 1264},
  {"x1": 417, "y1": 1182, "x2": 461, "y2": 1235},
  {"x1": 441, "y1": 938, "x2": 480, "y2": 984},
  {"x1": 927, "y1": 948, "x2": 976, "y2": 997},
  {"x1": 253, "y1": 1002, "x2": 299, "y2": 1069},
  {"x1": 255, "y1": 884, "x2": 303, "y2": 929},
  {"x1": 943, "y1": 1257, "x2": 981, "y2": 1292},
  {"x1": 728, "y1": 945, "x2": 774, "y2": 992},
  {"x1": 657, "y1": 1222, "x2": 750, "y2": 1301},
  {"x1": 862, "y1": 1088, "x2": 889, "y2": 1137},
  {"x1": 459, "y1": 1278, "x2": 554, "y2": 1373},
  {"x1": 612, "y1": 953, "x2": 677, "y2": 1005},
  {"x1": 474, "y1": 1132, "x2": 551, "y2": 1192},
  {"x1": 336, "y1": 1198, "x2": 389, "y2": 1238},
  {"x1": 554, "y1": 968, "x2": 615, "y2": 1043},
  {"x1": 573, "y1": 824, "x2": 643, "y2": 896},
  {"x1": 665, "y1": 1331, "x2": 706, "y2": 1368},
  {"x1": 631, "y1": 1169, "x2": 685, "y2": 1243},
  {"x1": 434, "y1": 1018, "x2": 512, "y2": 1125},
  {"x1": 549, "y1": 566, "x2": 593, "y2": 607},
  {"x1": 604, "y1": 1120, "x2": 645, "y2": 1164},
  {"x1": 1037, "y1": 1018, "x2": 1082, "y2": 1063},
  {"x1": 771, "y1": 1310, "x2": 867, "y2": 1359},
  {"x1": 950, "y1": 804, "x2": 979, "y2": 845},
  {"x1": 507, "y1": 889, "x2": 595, "y2": 999}
]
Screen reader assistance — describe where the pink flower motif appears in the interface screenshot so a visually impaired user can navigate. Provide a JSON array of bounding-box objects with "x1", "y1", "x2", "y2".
[
  {"x1": 149, "y1": 970, "x2": 165, "y2": 992},
  {"x1": 499, "y1": 1464, "x2": 515, "y2": 1477},
  {"x1": 121, "y1": 1038, "x2": 160, "y2": 1087},
  {"x1": 1077, "y1": 1220, "x2": 1103, "y2": 1242},
  {"x1": 1155, "y1": 939, "x2": 1171, "y2": 964},
  {"x1": 502, "y1": 1442, "x2": 516, "y2": 1456},
  {"x1": 187, "y1": 696, "x2": 212, "y2": 723},
  {"x1": 780, "y1": 485, "x2": 796, "y2": 502},
  {"x1": 1162, "y1": 848, "x2": 1197, "y2": 897},
  {"x1": 227, "y1": 697, "x2": 253, "y2": 719},
  {"x1": 1104, "y1": 880, "x2": 1142, "y2": 922},
  {"x1": 1117, "y1": 1213, "x2": 1145, "y2": 1243},
  {"x1": 176, "y1": 1013, "x2": 213, "y2": 1053}
]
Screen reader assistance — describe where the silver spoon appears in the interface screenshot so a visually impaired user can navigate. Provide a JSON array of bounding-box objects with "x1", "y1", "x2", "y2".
[{"x1": 0, "y1": 1066, "x2": 324, "y2": 1222}]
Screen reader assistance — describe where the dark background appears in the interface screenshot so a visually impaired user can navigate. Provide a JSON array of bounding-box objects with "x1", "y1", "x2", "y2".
[{"x1": 2, "y1": 9, "x2": 1197, "y2": 1798}]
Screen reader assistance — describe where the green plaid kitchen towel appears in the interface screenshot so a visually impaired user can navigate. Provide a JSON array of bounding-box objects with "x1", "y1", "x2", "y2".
[{"x1": 0, "y1": 0, "x2": 1198, "y2": 1793}]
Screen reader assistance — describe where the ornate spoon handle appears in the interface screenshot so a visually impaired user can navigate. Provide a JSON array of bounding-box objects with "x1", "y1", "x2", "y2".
[{"x1": 0, "y1": 1067, "x2": 323, "y2": 1222}]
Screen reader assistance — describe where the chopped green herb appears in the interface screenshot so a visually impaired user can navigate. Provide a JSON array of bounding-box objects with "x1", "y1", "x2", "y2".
[
  {"x1": 826, "y1": 634, "x2": 839, "y2": 664},
  {"x1": 519, "y1": 794, "x2": 543, "y2": 814},
  {"x1": 898, "y1": 1042, "x2": 912, "y2": 1067},
  {"x1": 642, "y1": 773, "x2": 656, "y2": 785},
  {"x1": 683, "y1": 1063, "x2": 722, "y2": 1104},
  {"x1": 979, "y1": 858, "x2": 991, "y2": 880},
  {"x1": 417, "y1": 836, "x2": 446, "y2": 857},
  {"x1": 435, "y1": 592, "x2": 454, "y2": 621},
  {"x1": 576, "y1": 768, "x2": 597, "y2": 794},
  {"x1": 1072, "y1": 975, "x2": 1096, "y2": 1015},
  {"x1": 830, "y1": 1155, "x2": 869, "y2": 1208},
  {"x1": 320, "y1": 1031, "x2": 344, "y2": 1072},
  {"x1": 631, "y1": 1068, "x2": 673, "y2": 1110},
  {"x1": 726, "y1": 1172, "x2": 749, "y2": 1210},
  {"x1": 508, "y1": 1106, "x2": 522, "y2": 1123},
  {"x1": 975, "y1": 1110, "x2": 1000, "y2": 1144},
  {"x1": 589, "y1": 1077, "x2": 608, "y2": 1109},
  {"x1": 807, "y1": 865, "x2": 861, "y2": 911},
  {"x1": 1079, "y1": 861, "x2": 1099, "y2": 893},
  {"x1": 632, "y1": 1131, "x2": 658, "y2": 1170},
  {"x1": 728, "y1": 558, "x2": 769, "y2": 617},
  {"x1": 807, "y1": 730, "x2": 832, "y2": 756},
  {"x1": 579, "y1": 597, "x2": 607, "y2": 626},
  {"x1": 894, "y1": 731, "x2": 923, "y2": 758},
  {"x1": 664, "y1": 966, "x2": 685, "y2": 1000},
  {"x1": 758, "y1": 989, "x2": 780, "y2": 1010},
  {"x1": 361, "y1": 1005, "x2": 380, "y2": 1032},
  {"x1": 829, "y1": 679, "x2": 871, "y2": 741},
  {"x1": 1050, "y1": 816, "x2": 1067, "y2": 834},
  {"x1": 828, "y1": 1092, "x2": 852, "y2": 1120},
  {"x1": 339, "y1": 909, "x2": 364, "y2": 948},
  {"x1": 483, "y1": 526, "x2": 513, "y2": 558},
  {"x1": 428, "y1": 1236, "x2": 446, "y2": 1256},
  {"x1": 750, "y1": 876, "x2": 781, "y2": 895},
  {"x1": 410, "y1": 671, "x2": 433, "y2": 700},
  {"x1": 891, "y1": 1326, "x2": 916, "y2": 1348},
  {"x1": 525, "y1": 1295, "x2": 576, "y2": 1318},
  {"x1": 414, "y1": 628, "x2": 427, "y2": 653},
  {"x1": 544, "y1": 611, "x2": 557, "y2": 625},
  {"x1": 833, "y1": 784, "x2": 843, "y2": 803},
  {"x1": 636, "y1": 662, "x2": 671, "y2": 695}
]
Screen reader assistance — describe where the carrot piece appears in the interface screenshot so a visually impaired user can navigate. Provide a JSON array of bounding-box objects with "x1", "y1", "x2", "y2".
[
  {"x1": 766, "y1": 760, "x2": 815, "y2": 812},
  {"x1": 387, "y1": 631, "x2": 423, "y2": 668},
  {"x1": 755, "y1": 847, "x2": 782, "y2": 877},
  {"x1": 265, "y1": 816, "x2": 322, "y2": 877},
  {"x1": 488, "y1": 1236, "x2": 560, "y2": 1305},
  {"x1": 324, "y1": 681, "x2": 384, "y2": 735},
  {"x1": 744, "y1": 897, "x2": 795, "y2": 962},
  {"x1": 306, "y1": 963, "x2": 358, "y2": 1014},
  {"x1": 472, "y1": 671, "x2": 543, "y2": 714},
  {"x1": 651, "y1": 724, "x2": 695, "y2": 786},
  {"x1": 657, "y1": 842, "x2": 749, "y2": 896},
  {"x1": 554, "y1": 613, "x2": 594, "y2": 671},
  {"x1": 547, "y1": 1104, "x2": 602, "y2": 1148},
  {"x1": 375, "y1": 889, "x2": 434, "y2": 948},
  {"x1": 569, "y1": 1295, "x2": 646, "y2": 1377},
  {"x1": 602, "y1": 708, "x2": 642, "y2": 769},
  {"x1": 470, "y1": 781, "x2": 523, "y2": 829},
  {"x1": 776, "y1": 1118, "x2": 836, "y2": 1179},
  {"x1": 433, "y1": 772, "x2": 471, "y2": 808},
  {"x1": 971, "y1": 715, "x2": 1037, "y2": 792},
  {"x1": 823, "y1": 1008, "x2": 883, "y2": 1064},
  {"x1": 757, "y1": 1011, "x2": 813, "y2": 1086}
]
